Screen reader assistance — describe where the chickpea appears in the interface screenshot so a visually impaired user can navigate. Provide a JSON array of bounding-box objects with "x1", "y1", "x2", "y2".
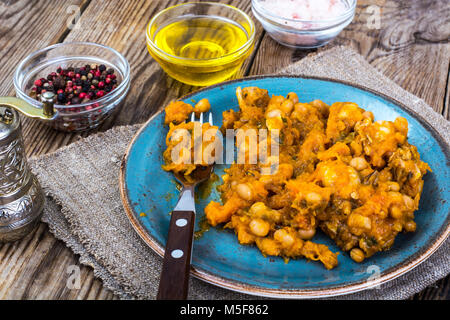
[
  {"x1": 403, "y1": 195, "x2": 415, "y2": 209},
  {"x1": 393, "y1": 221, "x2": 403, "y2": 232},
  {"x1": 350, "y1": 248, "x2": 365, "y2": 263},
  {"x1": 287, "y1": 92, "x2": 299, "y2": 104},
  {"x1": 394, "y1": 117, "x2": 408, "y2": 135},
  {"x1": 259, "y1": 176, "x2": 273, "y2": 185},
  {"x1": 404, "y1": 220, "x2": 416, "y2": 232},
  {"x1": 280, "y1": 100, "x2": 294, "y2": 114},
  {"x1": 390, "y1": 206, "x2": 403, "y2": 219},
  {"x1": 362, "y1": 111, "x2": 374, "y2": 121},
  {"x1": 249, "y1": 218, "x2": 270, "y2": 237},
  {"x1": 274, "y1": 229, "x2": 295, "y2": 247},
  {"x1": 278, "y1": 163, "x2": 294, "y2": 179},
  {"x1": 194, "y1": 98, "x2": 210, "y2": 116},
  {"x1": 310, "y1": 100, "x2": 329, "y2": 116},
  {"x1": 298, "y1": 228, "x2": 316, "y2": 240},
  {"x1": 306, "y1": 192, "x2": 322, "y2": 203},
  {"x1": 350, "y1": 157, "x2": 368, "y2": 171},
  {"x1": 341, "y1": 201, "x2": 352, "y2": 215},
  {"x1": 387, "y1": 182, "x2": 400, "y2": 192},
  {"x1": 348, "y1": 213, "x2": 371, "y2": 230},
  {"x1": 249, "y1": 202, "x2": 267, "y2": 216},
  {"x1": 269, "y1": 95, "x2": 285, "y2": 107},
  {"x1": 388, "y1": 191, "x2": 403, "y2": 202},
  {"x1": 266, "y1": 109, "x2": 281, "y2": 118},
  {"x1": 350, "y1": 140, "x2": 362, "y2": 156},
  {"x1": 236, "y1": 183, "x2": 253, "y2": 200}
]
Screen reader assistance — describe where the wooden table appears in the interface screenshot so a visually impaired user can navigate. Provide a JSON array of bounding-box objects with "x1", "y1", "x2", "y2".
[{"x1": 0, "y1": 0, "x2": 448, "y2": 300}]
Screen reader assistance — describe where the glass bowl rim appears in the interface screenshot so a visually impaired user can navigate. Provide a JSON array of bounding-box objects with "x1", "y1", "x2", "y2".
[
  {"x1": 251, "y1": 0, "x2": 357, "y2": 26},
  {"x1": 13, "y1": 41, "x2": 131, "y2": 110},
  {"x1": 146, "y1": 2, "x2": 256, "y2": 62}
]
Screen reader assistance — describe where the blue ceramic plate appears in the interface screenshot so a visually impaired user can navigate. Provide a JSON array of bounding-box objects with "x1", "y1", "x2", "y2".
[{"x1": 120, "y1": 76, "x2": 449, "y2": 298}]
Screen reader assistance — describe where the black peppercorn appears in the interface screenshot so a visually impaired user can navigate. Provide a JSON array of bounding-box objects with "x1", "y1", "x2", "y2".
[
  {"x1": 54, "y1": 76, "x2": 66, "y2": 90},
  {"x1": 29, "y1": 64, "x2": 119, "y2": 107},
  {"x1": 57, "y1": 93, "x2": 66, "y2": 103},
  {"x1": 71, "y1": 96, "x2": 81, "y2": 104}
]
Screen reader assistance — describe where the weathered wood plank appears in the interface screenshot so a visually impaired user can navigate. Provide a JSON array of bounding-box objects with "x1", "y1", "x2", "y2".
[
  {"x1": 0, "y1": 0, "x2": 115, "y2": 300},
  {"x1": 0, "y1": 0, "x2": 448, "y2": 300},
  {"x1": 0, "y1": 0, "x2": 90, "y2": 95},
  {"x1": 443, "y1": 70, "x2": 449, "y2": 120}
]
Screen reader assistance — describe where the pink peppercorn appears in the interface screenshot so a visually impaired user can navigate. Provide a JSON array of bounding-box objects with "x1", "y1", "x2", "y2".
[
  {"x1": 98, "y1": 81, "x2": 105, "y2": 88},
  {"x1": 34, "y1": 79, "x2": 43, "y2": 87},
  {"x1": 96, "y1": 90, "x2": 105, "y2": 98}
]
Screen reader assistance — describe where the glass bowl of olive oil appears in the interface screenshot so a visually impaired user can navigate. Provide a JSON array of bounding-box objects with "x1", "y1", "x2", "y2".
[{"x1": 146, "y1": 2, "x2": 255, "y2": 86}]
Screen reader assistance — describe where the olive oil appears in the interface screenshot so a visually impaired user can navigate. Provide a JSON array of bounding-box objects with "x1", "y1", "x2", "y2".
[{"x1": 148, "y1": 16, "x2": 253, "y2": 86}]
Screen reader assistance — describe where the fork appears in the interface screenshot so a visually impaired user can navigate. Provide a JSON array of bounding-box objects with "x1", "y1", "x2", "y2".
[{"x1": 157, "y1": 112, "x2": 214, "y2": 300}]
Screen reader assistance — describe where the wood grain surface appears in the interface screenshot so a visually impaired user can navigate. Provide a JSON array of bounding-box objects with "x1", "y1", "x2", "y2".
[{"x1": 0, "y1": 0, "x2": 448, "y2": 300}]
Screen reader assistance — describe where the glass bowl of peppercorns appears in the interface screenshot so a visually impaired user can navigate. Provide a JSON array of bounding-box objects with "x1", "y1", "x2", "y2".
[{"x1": 13, "y1": 42, "x2": 130, "y2": 132}]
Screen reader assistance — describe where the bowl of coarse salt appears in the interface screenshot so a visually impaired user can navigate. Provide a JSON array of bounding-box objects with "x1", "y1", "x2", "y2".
[{"x1": 252, "y1": 0, "x2": 356, "y2": 48}]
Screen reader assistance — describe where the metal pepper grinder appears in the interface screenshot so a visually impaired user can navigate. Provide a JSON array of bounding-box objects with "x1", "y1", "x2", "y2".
[{"x1": 0, "y1": 93, "x2": 56, "y2": 242}]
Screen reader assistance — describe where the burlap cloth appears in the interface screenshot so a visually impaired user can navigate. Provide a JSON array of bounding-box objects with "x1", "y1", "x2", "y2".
[{"x1": 29, "y1": 46, "x2": 449, "y2": 300}]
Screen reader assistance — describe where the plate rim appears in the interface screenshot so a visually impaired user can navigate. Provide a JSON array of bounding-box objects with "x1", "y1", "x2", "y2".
[{"x1": 119, "y1": 75, "x2": 450, "y2": 298}]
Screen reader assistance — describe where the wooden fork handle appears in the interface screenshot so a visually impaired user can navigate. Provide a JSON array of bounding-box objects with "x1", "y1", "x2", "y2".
[{"x1": 157, "y1": 210, "x2": 195, "y2": 300}]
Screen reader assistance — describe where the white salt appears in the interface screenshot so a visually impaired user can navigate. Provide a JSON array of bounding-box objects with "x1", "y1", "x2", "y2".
[{"x1": 260, "y1": 0, "x2": 348, "y2": 21}]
